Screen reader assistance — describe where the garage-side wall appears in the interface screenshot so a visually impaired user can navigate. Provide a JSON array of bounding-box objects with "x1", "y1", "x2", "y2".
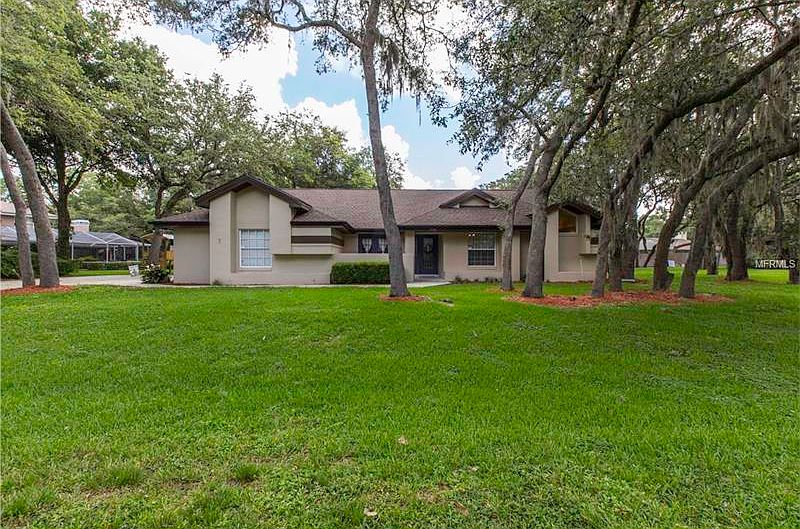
[{"x1": 173, "y1": 227, "x2": 210, "y2": 284}]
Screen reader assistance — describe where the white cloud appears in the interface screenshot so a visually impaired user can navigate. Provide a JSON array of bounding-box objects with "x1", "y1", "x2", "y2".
[
  {"x1": 450, "y1": 166, "x2": 480, "y2": 188},
  {"x1": 294, "y1": 97, "x2": 366, "y2": 147},
  {"x1": 120, "y1": 19, "x2": 297, "y2": 115},
  {"x1": 382, "y1": 125, "x2": 444, "y2": 189}
]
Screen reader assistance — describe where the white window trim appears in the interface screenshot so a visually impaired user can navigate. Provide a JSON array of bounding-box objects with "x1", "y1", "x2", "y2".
[
  {"x1": 239, "y1": 229, "x2": 272, "y2": 269},
  {"x1": 467, "y1": 232, "x2": 496, "y2": 267}
]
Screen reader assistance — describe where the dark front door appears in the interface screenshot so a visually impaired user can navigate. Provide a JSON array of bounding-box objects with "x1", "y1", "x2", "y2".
[{"x1": 415, "y1": 234, "x2": 439, "y2": 275}]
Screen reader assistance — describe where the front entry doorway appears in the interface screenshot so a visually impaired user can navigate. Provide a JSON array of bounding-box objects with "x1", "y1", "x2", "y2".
[{"x1": 414, "y1": 234, "x2": 439, "y2": 275}]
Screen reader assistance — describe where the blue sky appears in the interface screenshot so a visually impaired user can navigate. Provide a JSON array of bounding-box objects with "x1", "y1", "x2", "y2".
[{"x1": 123, "y1": 20, "x2": 513, "y2": 189}]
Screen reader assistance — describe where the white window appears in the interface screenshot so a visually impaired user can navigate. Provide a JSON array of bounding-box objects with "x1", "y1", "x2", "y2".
[
  {"x1": 467, "y1": 232, "x2": 496, "y2": 266},
  {"x1": 239, "y1": 229, "x2": 271, "y2": 268}
]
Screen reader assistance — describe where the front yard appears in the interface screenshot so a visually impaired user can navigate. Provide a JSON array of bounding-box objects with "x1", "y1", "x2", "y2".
[{"x1": 2, "y1": 271, "x2": 798, "y2": 528}]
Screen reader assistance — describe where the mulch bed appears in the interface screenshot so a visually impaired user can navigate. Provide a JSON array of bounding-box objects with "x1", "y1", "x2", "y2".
[
  {"x1": 379, "y1": 294, "x2": 429, "y2": 302},
  {"x1": 506, "y1": 291, "x2": 732, "y2": 308},
  {"x1": 1, "y1": 285, "x2": 75, "y2": 297}
]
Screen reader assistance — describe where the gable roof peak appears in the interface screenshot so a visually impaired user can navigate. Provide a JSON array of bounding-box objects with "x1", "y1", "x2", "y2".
[
  {"x1": 438, "y1": 188, "x2": 498, "y2": 208},
  {"x1": 194, "y1": 175, "x2": 312, "y2": 211}
]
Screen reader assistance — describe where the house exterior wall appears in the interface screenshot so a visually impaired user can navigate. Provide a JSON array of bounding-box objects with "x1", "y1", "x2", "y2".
[
  {"x1": 170, "y1": 189, "x2": 598, "y2": 285},
  {"x1": 173, "y1": 227, "x2": 210, "y2": 284}
]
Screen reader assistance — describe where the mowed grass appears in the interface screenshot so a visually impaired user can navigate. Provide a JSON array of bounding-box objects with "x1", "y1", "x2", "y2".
[{"x1": 1, "y1": 270, "x2": 798, "y2": 528}]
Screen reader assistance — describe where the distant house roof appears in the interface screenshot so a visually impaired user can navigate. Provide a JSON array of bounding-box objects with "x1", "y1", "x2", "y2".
[
  {"x1": 0, "y1": 201, "x2": 56, "y2": 220},
  {"x1": 1, "y1": 226, "x2": 139, "y2": 247},
  {"x1": 639, "y1": 237, "x2": 691, "y2": 252},
  {"x1": 155, "y1": 178, "x2": 602, "y2": 231}
]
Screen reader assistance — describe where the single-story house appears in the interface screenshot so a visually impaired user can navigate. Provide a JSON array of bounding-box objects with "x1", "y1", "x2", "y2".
[{"x1": 154, "y1": 176, "x2": 602, "y2": 285}]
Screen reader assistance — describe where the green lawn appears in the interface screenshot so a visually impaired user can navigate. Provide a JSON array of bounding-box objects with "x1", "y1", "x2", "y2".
[{"x1": 2, "y1": 270, "x2": 798, "y2": 528}]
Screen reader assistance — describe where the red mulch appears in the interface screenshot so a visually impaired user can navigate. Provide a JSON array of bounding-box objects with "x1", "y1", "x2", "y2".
[
  {"x1": 506, "y1": 290, "x2": 732, "y2": 308},
  {"x1": 1, "y1": 285, "x2": 75, "y2": 297},
  {"x1": 379, "y1": 294, "x2": 429, "y2": 302}
]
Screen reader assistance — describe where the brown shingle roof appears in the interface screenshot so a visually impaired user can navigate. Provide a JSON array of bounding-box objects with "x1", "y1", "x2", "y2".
[
  {"x1": 153, "y1": 180, "x2": 600, "y2": 230},
  {"x1": 152, "y1": 209, "x2": 209, "y2": 226}
]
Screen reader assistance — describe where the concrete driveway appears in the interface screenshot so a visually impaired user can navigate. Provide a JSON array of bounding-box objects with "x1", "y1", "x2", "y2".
[{"x1": 1, "y1": 274, "x2": 144, "y2": 290}]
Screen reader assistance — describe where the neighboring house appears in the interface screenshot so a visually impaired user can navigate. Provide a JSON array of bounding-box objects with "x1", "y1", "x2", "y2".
[
  {"x1": 0, "y1": 201, "x2": 141, "y2": 262},
  {"x1": 154, "y1": 176, "x2": 602, "y2": 285},
  {"x1": 638, "y1": 235, "x2": 692, "y2": 267}
]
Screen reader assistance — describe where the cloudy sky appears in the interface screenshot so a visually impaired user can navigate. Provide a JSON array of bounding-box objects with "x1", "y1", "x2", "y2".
[{"x1": 121, "y1": 18, "x2": 513, "y2": 189}]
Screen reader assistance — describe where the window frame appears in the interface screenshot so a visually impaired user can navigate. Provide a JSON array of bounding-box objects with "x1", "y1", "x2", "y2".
[
  {"x1": 239, "y1": 228, "x2": 272, "y2": 269},
  {"x1": 467, "y1": 232, "x2": 496, "y2": 267},
  {"x1": 357, "y1": 233, "x2": 389, "y2": 254},
  {"x1": 558, "y1": 210, "x2": 578, "y2": 234}
]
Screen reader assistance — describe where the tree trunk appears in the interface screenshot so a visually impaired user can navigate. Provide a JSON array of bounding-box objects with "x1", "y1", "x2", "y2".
[
  {"x1": 724, "y1": 192, "x2": 748, "y2": 281},
  {"x1": 703, "y1": 227, "x2": 718, "y2": 275},
  {"x1": 148, "y1": 229, "x2": 164, "y2": 266},
  {"x1": 501, "y1": 149, "x2": 539, "y2": 291},
  {"x1": 620, "y1": 178, "x2": 639, "y2": 280},
  {"x1": 500, "y1": 215, "x2": 515, "y2": 291},
  {"x1": 608, "y1": 247, "x2": 624, "y2": 291},
  {"x1": 53, "y1": 140, "x2": 72, "y2": 259},
  {"x1": 522, "y1": 186, "x2": 548, "y2": 298},
  {"x1": 591, "y1": 199, "x2": 613, "y2": 297},
  {"x1": 1, "y1": 144, "x2": 35, "y2": 286},
  {"x1": 360, "y1": 0, "x2": 409, "y2": 297},
  {"x1": 679, "y1": 208, "x2": 713, "y2": 298},
  {"x1": 1, "y1": 101, "x2": 59, "y2": 287}
]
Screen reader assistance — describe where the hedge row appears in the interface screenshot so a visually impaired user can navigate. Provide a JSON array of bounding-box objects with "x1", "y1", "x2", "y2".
[
  {"x1": 80, "y1": 260, "x2": 140, "y2": 270},
  {"x1": 330, "y1": 261, "x2": 390, "y2": 284},
  {"x1": 1, "y1": 248, "x2": 78, "y2": 279}
]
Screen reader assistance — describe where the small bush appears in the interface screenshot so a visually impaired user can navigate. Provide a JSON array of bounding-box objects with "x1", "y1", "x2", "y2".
[
  {"x1": 1, "y1": 248, "x2": 20, "y2": 279},
  {"x1": 141, "y1": 264, "x2": 170, "y2": 284},
  {"x1": 0, "y1": 248, "x2": 78, "y2": 278},
  {"x1": 331, "y1": 261, "x2": 390, "y2": 284},
  {"x1": 81, "y1": 260, "x2": 139, "y2": 270}
]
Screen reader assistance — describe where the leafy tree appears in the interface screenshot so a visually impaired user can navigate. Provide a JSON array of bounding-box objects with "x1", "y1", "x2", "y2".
[
  {"x1": 262, "y1": 111, "x2": 380, "y2": 189},
  {"x1": 145, "y1": 0, "x2": 446, "y2": 297},
  {"x1": 1, "y1": 0, "x2": 166, "y2": 258},
  {"x1": 0, "y1": 147, "x2": 35, "y2": 286},
  {"x1": 448, "y1": 0, "x2": 646, "y2": 295},
  {"x1": 70, "y1": 175, "x2": 151, "y2": 239}
]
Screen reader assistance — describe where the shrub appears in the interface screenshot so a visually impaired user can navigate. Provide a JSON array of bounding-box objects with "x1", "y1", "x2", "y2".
[
  {"x1": 141, "y1": 264, "x2": 170, "y2": 284},
  {"x1": 81, "y1": 260, "x2": 139, "y2": 270},
  {"x1": 331, "y1": 261, "x2": 390, "y2": 284},
  {"x1": 1, "y1": 248, "x2": 20, "y2": 279},
  {"x1": 0, "y1": 248, "x2": 78, "y2": 277}
]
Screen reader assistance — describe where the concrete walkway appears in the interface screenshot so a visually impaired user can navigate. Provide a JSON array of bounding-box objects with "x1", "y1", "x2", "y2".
[{"x1": 1, "y1": 275, "x2": 449, "y2": 290}]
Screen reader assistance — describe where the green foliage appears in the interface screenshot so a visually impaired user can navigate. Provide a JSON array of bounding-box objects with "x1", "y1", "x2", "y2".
[
  {"x1": 1, "y1": 248, "x2": 77, "y2": 278},
  {"x1": 331, "y1": 261, "x2": 391, "y2": 284},
  {"x1": 1, "y1": 247, "x2": 21, "y2": 278},
  {"x1": 141, "y1": 264, "x2": 170, "y2": 284},
  {"x1": 70, "y1": 176, "x2": 151, "y2": 239},
  {"x1": 80, "y1": 260, "x2": 139, "y2": 271}
]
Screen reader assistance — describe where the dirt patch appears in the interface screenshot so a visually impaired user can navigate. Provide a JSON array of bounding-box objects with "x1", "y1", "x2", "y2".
[
  {"x1": 379, "y1": 295, "x2": 429, "y2": 302},
  {"x1": 505, "y1": 291, "x2": 732, "y2": 308},
  {"x1": 1, "y1": 285, "x2": 75, "y2": 297}
]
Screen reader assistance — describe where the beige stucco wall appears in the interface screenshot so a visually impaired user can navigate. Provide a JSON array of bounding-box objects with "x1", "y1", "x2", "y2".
[
  {"x1": 174, "y1": 187, "x2": 597, "y2": 285},
  {"x1": 173, "y1": 227, "x2": 210, "y2": 284},
  {"x1": 206, "y1": 187, "x2": 333, "y2": 284}
]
